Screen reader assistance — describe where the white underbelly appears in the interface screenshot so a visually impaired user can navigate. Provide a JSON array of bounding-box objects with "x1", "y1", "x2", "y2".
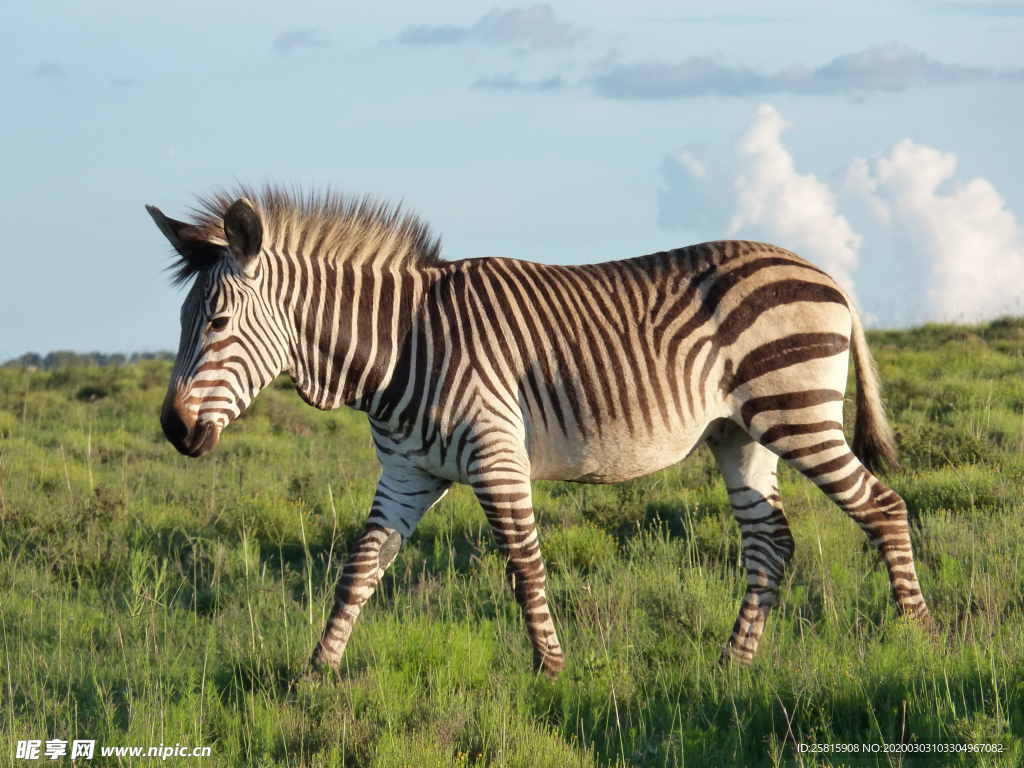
[{"x1": 527, "y1": 420, "x2": 709, "y2": 483}]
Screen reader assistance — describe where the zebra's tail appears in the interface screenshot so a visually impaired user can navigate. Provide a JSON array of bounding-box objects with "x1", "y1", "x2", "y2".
[{"x1": 849, "y1": 305, "x2": 901, "y2": 474}]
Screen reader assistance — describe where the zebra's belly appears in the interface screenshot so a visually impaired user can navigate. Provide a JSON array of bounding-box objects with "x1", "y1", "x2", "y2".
[{"x1": 527, "y1": 422, "x2": 709, "y2": 483}]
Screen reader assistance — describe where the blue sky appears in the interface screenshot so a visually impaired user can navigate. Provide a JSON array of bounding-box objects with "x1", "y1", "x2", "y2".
[{"x1": 2, "y1": 1, "x2": 1023, "y2": 357}]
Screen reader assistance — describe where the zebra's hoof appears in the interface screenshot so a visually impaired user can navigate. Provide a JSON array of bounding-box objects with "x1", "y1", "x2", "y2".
[
  {"x1": 303, "y1": 657, "x2": 340, "y2": 686},
  {"x1": 916, "y1": 611, "x2": 942, "y2": 640},
  {"x1": 535, "y1": 654, "x2": 566, "y2": 681},
  {"x1": 718, "y1": 646, "x2": 754, "y2": 668}
]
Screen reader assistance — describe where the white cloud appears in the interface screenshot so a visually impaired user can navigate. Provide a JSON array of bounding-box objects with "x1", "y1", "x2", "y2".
[
  {"x1": 674, "y1": 151, "x2": 706, "y2": 179},
  {"x1": 848, "y1": 140, "x2": 1024, "y2": 322},
  {"x1": 660, "y1": 105, "x2": 860, "y2": 298},
  {"x1": 659, "y1": 105, "x2": 1024, "y2": 324},
  {"x1": 727, "y1": 105, "x2": 862, "y2": 298}
]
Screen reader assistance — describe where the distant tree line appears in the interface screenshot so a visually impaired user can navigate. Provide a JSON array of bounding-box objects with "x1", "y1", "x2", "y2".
[{"x1": 2, "y1": 351, "x2": 176, "y2": 370}]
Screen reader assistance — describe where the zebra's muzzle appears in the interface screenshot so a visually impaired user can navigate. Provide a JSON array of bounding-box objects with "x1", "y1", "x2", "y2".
[
  {"x1": 161, "y1": 396, "x2": 221, "y2": 457},
  {"x1": 165, "y1": 419, "x2": 220, "y2": 457}
]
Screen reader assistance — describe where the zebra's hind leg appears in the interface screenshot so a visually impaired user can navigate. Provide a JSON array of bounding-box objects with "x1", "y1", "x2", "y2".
[
  {"x1": 309, "y1": 473, "x2": 451, "y2": 675},
  {"x1": 472, "y1": 472, "x2": 566, "y2": 679},
  {"x1": 761, "y1": 423, "x2": 936, "y2": 633},
  {"x1": 706, "y1": 420, "x2": 794, "y2": 665}
]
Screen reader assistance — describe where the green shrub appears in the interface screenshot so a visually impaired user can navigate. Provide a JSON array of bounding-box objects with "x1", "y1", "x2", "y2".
[
  {"x1": 895, "y1": 423, "x2": 994, "y2": 469},
  {"x1": 541, "y1": 521, "x2": 618, "y2": 574}
]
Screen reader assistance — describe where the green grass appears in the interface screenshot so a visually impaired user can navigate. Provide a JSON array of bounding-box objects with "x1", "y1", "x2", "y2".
[{"x1": 2, "y1": 322, "x2": 1024, "y2": 766}]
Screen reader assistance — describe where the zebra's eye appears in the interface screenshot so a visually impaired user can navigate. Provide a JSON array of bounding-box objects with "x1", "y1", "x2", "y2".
[{"x1": 208, "y1": 316, "x2": 230, "y2": 333}]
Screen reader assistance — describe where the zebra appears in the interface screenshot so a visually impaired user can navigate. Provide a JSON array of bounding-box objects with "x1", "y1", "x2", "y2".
[{"x1": 147, "y1": 186, "x2": 936, "y2": 678}]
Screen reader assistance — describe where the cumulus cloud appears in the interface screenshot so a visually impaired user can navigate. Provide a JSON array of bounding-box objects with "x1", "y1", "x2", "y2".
[
  {"x1": 595, "y1": 43, "x2": 1024, "y2": 98},
  {"x1": 660, "y1": 105, "x2": 861, "y2": 298},
  {"x1": 274, "y1": 28, "x2": 328, "y2": 54},
  {"x1": 660, "y1": 105, "x2": 1024, "y2": 324},
  {"x1": 846, "y1": 141, "x2": 1024, "y2": 322},
  {"x1": 398, "y1": 5, "x2": 582, "y2": 50},
  {"x1": 728, "y1": 106, "x2": 862, "y2": 297}
]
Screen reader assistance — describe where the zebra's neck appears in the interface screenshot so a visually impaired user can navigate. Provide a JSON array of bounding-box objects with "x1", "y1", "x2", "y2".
[{"x1": 285, "y1": 262, "x2": 435, "y2": 415}]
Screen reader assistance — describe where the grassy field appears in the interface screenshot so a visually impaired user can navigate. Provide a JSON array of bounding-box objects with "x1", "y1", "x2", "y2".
[{"x1": 2, "y1": 320, "x2": 1023, "y2": 767}]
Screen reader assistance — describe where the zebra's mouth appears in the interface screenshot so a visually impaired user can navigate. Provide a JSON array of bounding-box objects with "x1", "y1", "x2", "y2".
[
  {"x1": 183, "y1": 420, "x2": 221, "y2": 457},
  {"x1": 162, "y1": 407, "x2": 221, "y2": 457}
]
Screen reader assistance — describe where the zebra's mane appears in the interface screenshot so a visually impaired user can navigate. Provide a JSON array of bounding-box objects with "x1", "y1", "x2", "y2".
[{"x1": 170, "y1": 185, "x2": 444, "y2": 285}]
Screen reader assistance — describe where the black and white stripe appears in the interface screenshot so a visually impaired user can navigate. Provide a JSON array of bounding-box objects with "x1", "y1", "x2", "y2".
[{"x1": 148, "y1": 186, "x2": 935, "y2": 676}]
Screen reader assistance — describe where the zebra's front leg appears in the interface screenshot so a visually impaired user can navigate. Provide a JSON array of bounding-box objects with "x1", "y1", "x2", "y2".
[
  {"x1": 707, "y1": 421, "x2": 794, "y2": 665},
  {"x1": 472, "y1": 473, "x2": 566, "y2": 678},
  {"x1": 310, "y1": 472, "x2": 451, "y2": 674}
]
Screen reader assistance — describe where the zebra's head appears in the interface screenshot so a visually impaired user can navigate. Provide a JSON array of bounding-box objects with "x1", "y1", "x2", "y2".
[{"x1": 148, "y1": 197, "x2": 289, "y2": 457}]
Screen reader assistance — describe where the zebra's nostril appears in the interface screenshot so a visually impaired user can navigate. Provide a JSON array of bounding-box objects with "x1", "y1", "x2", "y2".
[{"x1": 161, "y1": 405, "x2": 190, "y2": 447}]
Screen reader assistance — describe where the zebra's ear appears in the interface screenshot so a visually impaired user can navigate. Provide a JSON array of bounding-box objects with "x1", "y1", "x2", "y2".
[
  {"x1": 223, "y1": 198, "x2": 263, "y2": 272},
  {"x1": 148, "y1": 204, "x2": 225, "y2": 285},
  {"x1": 146, "y1": 205, "x2": 203, "y2": 253}
]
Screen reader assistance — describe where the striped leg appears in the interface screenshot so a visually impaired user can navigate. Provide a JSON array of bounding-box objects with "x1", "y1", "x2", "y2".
[
  {"x1": 472, "y1": 472, "x2": 565, "y2": 678},
  {"x1": 707, "y1": 421, "x2": 795, "y2": 663},
  {"x1": 762, "y1": 423, "x2": 936, "y2": 632},
  {"x1": 310, "y1": 472, "x2": 450, "y2": 673}
]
